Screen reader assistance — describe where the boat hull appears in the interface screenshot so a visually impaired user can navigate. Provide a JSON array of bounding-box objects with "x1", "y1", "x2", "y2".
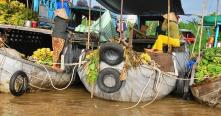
[
  {"x1": 190, "y1": 59, "x2": 221, "y2": 108},
  {"x1": 0, "y1": 50, "x2": 73, "y2": 93},
  {"x1": 191, "y1": 78, "x2": 221, "y2": 108},
  {"x1": 78, "y1": 61, "x2": 177, "y2": 102}
]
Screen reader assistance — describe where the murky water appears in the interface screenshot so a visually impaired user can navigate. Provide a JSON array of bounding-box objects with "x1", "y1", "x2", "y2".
[{"x1": 0, "y1": 85, "x2": 220, "y2": 116}]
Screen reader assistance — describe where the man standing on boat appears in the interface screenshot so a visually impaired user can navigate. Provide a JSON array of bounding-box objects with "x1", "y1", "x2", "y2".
[
  {"x1": 146, "y1": 12, "x2": 180, "y2": 53},
  {"x1": 52, "y1": 8, "x2": 69, "y2": 71}
]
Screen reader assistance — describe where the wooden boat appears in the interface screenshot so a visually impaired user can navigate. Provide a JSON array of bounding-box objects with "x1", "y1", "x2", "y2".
[
  {"x1": 191, "y1": 78, "x2": 221, "y2": 108},
  {"x1": 78, "y1": 48, "x2": 189, "y2": 102},
  {"x1": 0, "y1": 24, "x2": 97, "y2": 96},
  {"x1": 190, "y1": 59, "x2": 221, "y2": 108},
  {"x1": 0, "y1": 48, "x2": 74, "y2": 94}
]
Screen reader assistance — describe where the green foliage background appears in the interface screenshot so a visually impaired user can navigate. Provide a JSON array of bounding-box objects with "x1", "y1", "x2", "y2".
[{"x1": 179, "y1": 21, "x2": 208, "y2": 53}]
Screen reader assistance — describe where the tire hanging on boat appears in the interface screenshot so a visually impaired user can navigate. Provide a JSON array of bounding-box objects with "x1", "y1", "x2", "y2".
[
  {"x1": 172, "y1": 73, "x2": 191, "y2": 100},
  {"x1": 100, "y1": 42, "x2": 124, "y2": 65},
  {"x1": 97, "y1": 68, "x2": 123, "y2": 93},
  {"x1": 9, "y1": 70, "x2": 29, "y2": 96}
]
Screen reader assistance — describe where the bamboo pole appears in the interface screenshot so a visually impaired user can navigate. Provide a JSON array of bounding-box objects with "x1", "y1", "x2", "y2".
[
  {"x1": 191, "y1": 25, "x2": 201, "y2": 56},
  {"x1": 87, "y1": 0, "x2": 92, "y2": 49},
  {"x1": 167, "y1": 0, "x2": 171, "y2": 52},
  {"x1": 214, "y1": 0, "x2": 220, "y2": 26},
  {"x1": 91, "y1": 83, "x2": 94, "y2": 99},
  {"x1": 213, "y1": 0, "x2": 220, "y2": 48},
  {"x1": 26, "y1": 0, "x2": 29, "y2": 8},
  {"x1": 61, "y1": 0, "x2": 64, "y2": 8},
  {"x1": 198, "y1": 0, "x2": 207, "y2": 58},
  {"x1": 119, "y1": 0, "x2": 124, "y2": 43}
]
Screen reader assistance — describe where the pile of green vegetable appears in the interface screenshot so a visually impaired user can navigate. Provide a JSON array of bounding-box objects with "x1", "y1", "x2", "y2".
[
  {"x1": 0, "y1": 0, "x2": 38, "y2": 26},
  {"x1": 195, "y1": 48, "x2": 221, "y2": 83},
  {"x1": 85, "y1": 49, "x2": 99, "y2": 84}
]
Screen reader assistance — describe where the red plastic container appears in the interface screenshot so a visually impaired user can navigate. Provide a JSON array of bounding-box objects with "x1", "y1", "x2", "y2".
[{"x1": 31, "y1": 21, "x2": 38, "y2": 28}]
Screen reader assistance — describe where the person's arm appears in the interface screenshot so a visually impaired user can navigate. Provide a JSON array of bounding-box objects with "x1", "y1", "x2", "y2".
[{"x1": 161, "y1": 19, "x2": 167, "y2": 31}]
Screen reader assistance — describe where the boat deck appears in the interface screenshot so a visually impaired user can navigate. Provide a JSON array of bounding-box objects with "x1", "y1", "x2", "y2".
[{"x1": 0, "y1": 24, "x2": 52, "y2": 35}]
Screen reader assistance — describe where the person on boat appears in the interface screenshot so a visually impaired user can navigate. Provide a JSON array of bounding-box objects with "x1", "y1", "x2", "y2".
[
  {"x1": 155, "y1": 20, "x2": 166, "y2": 36},
  {"x1": 52, "y1": 8, "x2": 69, "y2": 71},
  {"x1": 146, "y1": 12, "x2": 180, "y2": 53}
]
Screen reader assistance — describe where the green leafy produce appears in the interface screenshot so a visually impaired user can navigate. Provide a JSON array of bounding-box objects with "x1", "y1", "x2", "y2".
[
  {"x1": 195, "y1": 48, "x2": 221, "y2": 84},
  {"x1": 85, "y1": 50, "x2": 99, "y2": 85}
]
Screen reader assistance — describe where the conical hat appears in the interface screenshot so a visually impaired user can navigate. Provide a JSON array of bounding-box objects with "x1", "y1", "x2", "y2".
[
  {"x1": 163, "y1": 12, "x2": 178, "y2": 22},
  {"x1": 54, "y1": 8, "x2": 68, "y2": 20}
]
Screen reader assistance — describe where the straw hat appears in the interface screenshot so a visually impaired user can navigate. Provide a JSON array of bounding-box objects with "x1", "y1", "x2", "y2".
[
  {"x1": 163, "y1": 12, "x2": 178, "y2": 22},
  {"x1": 54, "y1": 8, "x2": 68, "y2": 20}
]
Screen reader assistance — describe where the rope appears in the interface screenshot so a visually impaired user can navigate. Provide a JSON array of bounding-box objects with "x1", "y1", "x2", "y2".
[
  {"x1": 141, "y1": 65, "x2": 194, "y2": 81},
  {"x1": 119, "y1": 62, "x2": 166, "y2": 110},
  {"x1": 141, "y1": 75, "x2": 163, "y2": 108},
  {"x1": 29, "y1": 60, "x2": 87, "y2": 66},
  {"x1": 29, "y1": 83, "x2": 51, "y2": 90},
  {"x1": 140, "y1": 64, "x2": 163, "y2": 108},
  {"x1": 0, "y1": 35, "x2": 10, "y2": 48},
  {"x1": 39, "y1": 64, "x2": 77, "y2": 91},
  {"x1": 27, "y1": 49, "x2": 87, "y2": 91},
  {"x1": 120, "y1": 72, "x2": 154, "y2": 110}
]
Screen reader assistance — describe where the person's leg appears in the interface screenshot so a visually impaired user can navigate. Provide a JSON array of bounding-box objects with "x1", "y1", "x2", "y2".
[
  {"x1": 168, "y1": 38, "x2": 180, "y2": 47},
  {"x1": 152, "y1": 35, "x2": 168, "y2": 52},
  {"x1": 52, "y1": 37, "x2": 65, "y2": 71}
]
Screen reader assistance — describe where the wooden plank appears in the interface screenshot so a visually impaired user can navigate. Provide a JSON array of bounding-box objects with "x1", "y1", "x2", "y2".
[
  {"x1": 191, "y1": 77, "x2": 221, "y2": 107},
  {"x1": 192, "y1": 78, "x2": 221, "y2": 96},
  {"x1": 0, "y1": 24, "x2": 52, "y2": 35},
  {"x1": 146, "y1": 51, "x2": 174, "y2": 72}
]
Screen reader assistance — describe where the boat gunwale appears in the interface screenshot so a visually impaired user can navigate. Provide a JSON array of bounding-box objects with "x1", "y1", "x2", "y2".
[{"x1": 0, "y1": 49, "x2": 67, "y2": 74}]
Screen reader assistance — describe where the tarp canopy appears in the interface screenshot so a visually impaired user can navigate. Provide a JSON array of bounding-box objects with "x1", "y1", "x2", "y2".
[
  {"x1": 203, "y1": 15, "x2": 221, "y2": 26},
  {"x1": 96, "y1": 0, "x2": 184, "y2": 16}
]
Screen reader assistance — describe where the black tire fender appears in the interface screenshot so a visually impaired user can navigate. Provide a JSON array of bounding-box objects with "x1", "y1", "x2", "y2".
[
  {"x1": 9, "y1": 70, "x2": 29, "y2": 96},
  {"x1": 97, "y1": 68, "x2": 123, "y2": 93},
  {"x1": 100, "y1": 42, "x2": 124, "y2": 65}
]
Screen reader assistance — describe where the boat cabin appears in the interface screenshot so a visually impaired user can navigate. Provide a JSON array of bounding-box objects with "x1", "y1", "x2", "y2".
[
  {"x1": 0, "y1": 3, "x2": 104, "y2": 56},
  {"x1": 95, "y1": 0, "x2": 185, "y2": 52},
  {"x1": 203, "y1": 15, "x2": 221, "y2": 48}
]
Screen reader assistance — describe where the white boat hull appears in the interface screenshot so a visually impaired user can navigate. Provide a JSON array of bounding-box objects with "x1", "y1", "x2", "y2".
[
  {"x1": 78, "y1": 61, "x2": 177, "y2": 102},
  {"x1": 0, "y1": 50, "x2": 73, "y2": 93}
]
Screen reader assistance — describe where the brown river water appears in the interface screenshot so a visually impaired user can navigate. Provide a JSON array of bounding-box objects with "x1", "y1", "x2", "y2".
[{"x1": 0, "y1": 85, "x2": 220, "y2": 116}]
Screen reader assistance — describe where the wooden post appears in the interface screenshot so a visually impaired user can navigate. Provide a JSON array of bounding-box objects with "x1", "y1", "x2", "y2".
[
  {"x1": 167, "y1": 0, "x2": 171, "y2": 52},
  {"x1": 214, "y1": 26, "x2": 220, "y2": 48},
  {"x1": 191, "y1": 25, "x2": 201, "y2": 56},
  {"x1": 119, "y1": 0, "x2": 124, "y2": 43},
  {"x1": 214, "y1": 0, "x2": 220, "y2": 26},
  {"x1": 61, "y1": 0, "x2": 64, "y2": 8},
  {"x1": 128, "y1": 27, "x2": 134, "y2": 48},
  {"x1": 87, "y1": 0, "x2": 92, "y2": 49},
  {"x1": 26, "y1": 0, "x2": 29, "y2": 8},
  {"x1": 198, "y1": 0, "x2": 207, "y2": 57},
  {"x1": 214, "y1": 0, "x2": 220, "y2": 47}
]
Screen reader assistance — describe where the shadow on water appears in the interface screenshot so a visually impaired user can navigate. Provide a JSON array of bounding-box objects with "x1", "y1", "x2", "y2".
[{"x1": 0, "y1": 84, "x2": 220, "y2": 116}]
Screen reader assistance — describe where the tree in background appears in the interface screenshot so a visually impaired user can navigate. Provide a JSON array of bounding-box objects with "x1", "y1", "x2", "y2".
[{"x1": 179, "y1": 18, "x2": 208, "y2": 53}]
